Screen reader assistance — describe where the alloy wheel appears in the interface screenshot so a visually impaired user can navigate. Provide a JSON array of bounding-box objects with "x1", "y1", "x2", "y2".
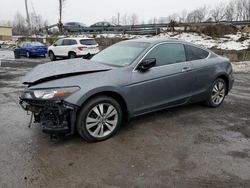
[
  {"x1": 211, "y1": 81, "x2": 225, "y2": 105},
  {"x1": 85, "y1": 103, "x2": 118, "y2": 138}
]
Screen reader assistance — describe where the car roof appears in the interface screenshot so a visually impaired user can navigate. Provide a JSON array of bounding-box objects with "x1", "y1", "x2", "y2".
[
  {"x1": 60, "y1": 37, "x2": 95, "y2": 40},
  {"x1": 125, "y1": 38, "x2": 186, "y2": 44},
  {"x1": 122, "y1": 38, "x2": 208, "y2": 49}
]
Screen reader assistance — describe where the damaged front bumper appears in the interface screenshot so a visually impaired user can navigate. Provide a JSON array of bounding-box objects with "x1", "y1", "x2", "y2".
[{"x1": 20, "y1": 98, "x2": 78, "y2": 136}]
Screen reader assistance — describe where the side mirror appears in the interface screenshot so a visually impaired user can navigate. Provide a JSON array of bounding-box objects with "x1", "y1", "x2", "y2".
[
  {"x1": 137, "y1": 58, "x2": 156, "y2": 72},
  {"x1": 53, "y1": 43, "x2": 57, "y2": 46}
]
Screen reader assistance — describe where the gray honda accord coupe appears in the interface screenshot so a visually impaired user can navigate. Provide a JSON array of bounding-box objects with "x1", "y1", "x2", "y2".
[{"x1": 20, "y1": 38, "x2": 234, "y2": 142}]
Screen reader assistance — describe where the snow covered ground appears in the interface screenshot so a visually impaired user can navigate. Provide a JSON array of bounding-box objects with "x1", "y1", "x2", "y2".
[
  {"x1": 95, "y1": 32, "x2": 250, "y2": 51},
  {"x1": 232, "y1": 62, "x2": 250, "y2": 73},
  {"x1": 0, "y1": 49, "x2": 14, "y2": 60}
]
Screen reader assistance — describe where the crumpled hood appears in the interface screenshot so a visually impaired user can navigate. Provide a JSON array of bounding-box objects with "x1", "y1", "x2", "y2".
[{"x1": 22, "y1": 58, "x2": 113, "y2": 85}]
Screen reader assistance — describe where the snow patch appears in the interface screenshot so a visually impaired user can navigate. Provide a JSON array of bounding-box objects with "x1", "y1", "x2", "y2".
[{"x1": 232, "y1": 62, "x2": 250, "y2": 73}]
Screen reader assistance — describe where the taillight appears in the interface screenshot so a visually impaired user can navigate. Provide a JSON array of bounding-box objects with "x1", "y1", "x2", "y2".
[{"x1": 77, "y1": 46, "x2": 87, "y2": 51}]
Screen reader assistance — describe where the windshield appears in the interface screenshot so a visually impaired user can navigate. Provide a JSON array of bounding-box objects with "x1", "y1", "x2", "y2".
[{"x1": 91, "y1": 41, "x2": 150, "y2": 67}]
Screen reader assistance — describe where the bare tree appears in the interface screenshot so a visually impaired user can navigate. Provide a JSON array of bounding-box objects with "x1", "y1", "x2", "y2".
[
  {"x1": 110, "y1": 16, "x2": 117, "y2": 25},
  {"x1": 179, "y1": 10, "x2": 188, "y2": 23},
  {"x1": 121, "y1": 14, "x2": 129, "y2": 25},
  {"x1": 12, "y1": 12, "x2": 28, "y2": 35},
  {"x1": 225, "y1": 0, "x2": 235, "y2": 21},
  {"x1": 129, "y1": 13, "x2": 139, "y2": 25},
  {"x1": 187, "y1": 7, "x2": 208, "y2": 23},
  {"x1": 210, "y1": 3, "x2": 226, "y2": 22},
  {"x1": 167, "y1": 13, "x2": 179, "y2": 23},
  {"x1": 158, "y1": 17, "x2": 168, "y2": 24},
  {"x1": 29, "y1": 12, "x2": 46, "y2": 33}
]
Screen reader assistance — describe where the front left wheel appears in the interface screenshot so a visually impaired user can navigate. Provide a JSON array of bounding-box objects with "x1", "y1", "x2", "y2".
[
  {"x1": 77, "y1": 96, "x2": 122, "y2": 142},
  {"x1": 49, "y1": 51, "x2": 56, "y2": 61}
]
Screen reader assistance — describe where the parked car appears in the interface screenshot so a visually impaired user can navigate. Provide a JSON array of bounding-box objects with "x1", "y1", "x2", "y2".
[
  {"x1": 90, "y1": 21, "x2": 116, "y2": 28},
  {"x1": 20, "y1": 38, "x2": 234, "y2": 142},
  {"x1": 48, "y1": 37, "x2": 100, "y2": 61},
  {"x1": 14, "y1": 41, "x2": 47, "y2": 59},
  {"x1": 64, "y1": 22, "x2": 87, "y2": 33}
]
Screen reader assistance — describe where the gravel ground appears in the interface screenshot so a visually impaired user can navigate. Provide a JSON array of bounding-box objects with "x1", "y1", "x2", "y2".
[{"x1": 0, "y1": 64, "x2": 250, "y2": 187}]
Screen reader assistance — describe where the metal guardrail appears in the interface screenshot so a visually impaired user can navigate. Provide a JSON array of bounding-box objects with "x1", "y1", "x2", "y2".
[{"x1": 46, "y1": 21, "x2": 250, "y2": 35}]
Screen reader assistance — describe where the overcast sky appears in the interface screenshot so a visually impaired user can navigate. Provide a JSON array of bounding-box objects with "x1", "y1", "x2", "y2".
[{"x1": 0, "y1": 0, "x2": 230, "y2": 25}]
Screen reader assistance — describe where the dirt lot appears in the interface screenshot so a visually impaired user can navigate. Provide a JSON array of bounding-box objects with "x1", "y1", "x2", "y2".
[{"x1": 0, "y1": 65, "x2": 250, "y2": 188}]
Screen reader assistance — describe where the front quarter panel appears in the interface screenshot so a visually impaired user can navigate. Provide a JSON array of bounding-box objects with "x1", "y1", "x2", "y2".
[{"x1": 28, "y1": 68, "x2": 132, "y2": 108}]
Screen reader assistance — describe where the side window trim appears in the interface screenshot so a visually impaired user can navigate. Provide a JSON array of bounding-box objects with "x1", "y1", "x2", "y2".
[
  {"x1": 184, "y1": 44, "x2": 210, "y2": 62},
  {"x1": 133, "y1": 42, "x2": 188, "y2": 72},
  {"x1": 145, "y1": 43, "x2": 186, "y2": 67}
]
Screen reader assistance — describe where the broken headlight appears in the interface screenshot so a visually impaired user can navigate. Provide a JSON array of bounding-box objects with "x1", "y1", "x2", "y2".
[{"x1": 31, "y1": 86, "x2": 80, "y2": 100}]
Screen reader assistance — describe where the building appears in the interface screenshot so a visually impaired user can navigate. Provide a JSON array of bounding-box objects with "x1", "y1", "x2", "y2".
[{"x1": 0, "y1": 26, "x2": 12, "y2": 40}]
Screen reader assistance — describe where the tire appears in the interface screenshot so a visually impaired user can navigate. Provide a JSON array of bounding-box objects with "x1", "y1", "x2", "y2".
[
  {"x1": 14, "y1": 51, "x2": 20, "y2": 59},
  {"x1": 77, "y1": 96, "x2": 122, "y2": 142},
  {"x1": 206, "y1": 78, "x2": 227, "y2": 108},
  {"x1": 26, "y1": 51, "x2": 31, "y2": 58},
  {"x1": 69, "y1": 52, "x2": 77, "y2": 59},
  {"x1": 49, "y1": 51, "x2": 56, "y2": 61}
]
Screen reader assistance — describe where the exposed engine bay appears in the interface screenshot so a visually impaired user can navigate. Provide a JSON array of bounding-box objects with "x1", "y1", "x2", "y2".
[{"x1": 20, "y1": 98, "x2": 77, "y2": 136}]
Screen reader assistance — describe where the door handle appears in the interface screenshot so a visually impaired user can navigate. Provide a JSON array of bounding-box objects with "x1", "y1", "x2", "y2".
[{"x1": 182, "y1": 67, "x2": 192, "y2": 72}]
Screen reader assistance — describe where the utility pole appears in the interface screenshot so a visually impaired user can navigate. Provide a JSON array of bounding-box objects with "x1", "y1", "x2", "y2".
[
  {"x1": 117, "y1": 12, "x2": 120, "y2": 25},
  {"x1": 25, "y1": 0, "x2": 31, "y2": 30},
  {"x1": 58, "y1": 0, "x2": 64, "y2": 34}
]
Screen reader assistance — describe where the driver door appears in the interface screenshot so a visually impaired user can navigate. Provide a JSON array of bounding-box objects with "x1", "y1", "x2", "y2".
[{"x1": 128, "y1": 43, "x2": 194, "y2": 116}]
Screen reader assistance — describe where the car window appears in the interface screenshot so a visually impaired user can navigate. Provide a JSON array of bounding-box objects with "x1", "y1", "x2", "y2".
[
  {"x1": 185, "y1": 44, "x2": 209, "y2": 61},
  {"x1": 70, "y1": 40, "x2": 77, "y2": 45},
  {"x1": 19, "y1": 42, "x2": 25, "y2": 48},
  {"x1": 23, "y1": 42, "x2": 30, "y2": 48},
  {"x1": 80, "y1": 39, "x2": 97, "y2": 45},
  {"x1": 91, "y1": 41, "x2": 150, "y2": 67},
  {"x1": 145, "y1": 43, "x2": 186, "y2": 66},
  {"x1": 61, "y1": 39, "x2": 77, "y2": 46},
  {"x1": 62, "y1": 39, "x2": 69, "y2": 45},
  {"x1": 32, "y1": 42, "x2": 44, "y2": 46},
  {"x1": 54, "y1": 39, "x2": 63, "y2": 46}
]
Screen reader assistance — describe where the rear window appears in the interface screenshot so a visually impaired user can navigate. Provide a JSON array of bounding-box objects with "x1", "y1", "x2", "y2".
[
  {"x1": 185, "y1": 44, "x2": 209, "y2": 61},
  {"x1": 80, "y1": 39, "x2": 97, "y2": 46},
  {"x1": 32, "y1": 42, "x2": 44, "y2": 46},
  {"x1": 62, "y1": 39, "x2": 77, "y2": 46}
]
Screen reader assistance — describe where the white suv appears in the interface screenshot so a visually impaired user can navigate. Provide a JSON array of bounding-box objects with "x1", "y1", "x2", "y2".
[{"x1": 48, "y1": 37, "x2": 100, "y2": 61}]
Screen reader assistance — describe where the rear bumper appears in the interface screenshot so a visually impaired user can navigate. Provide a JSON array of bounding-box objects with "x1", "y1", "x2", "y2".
[
  {"x1": 19, "y1": 98, "x2": 78, "y2": 135},
  {"x1": 76, "y1": 49, "x2": 99, "y2": 56}
]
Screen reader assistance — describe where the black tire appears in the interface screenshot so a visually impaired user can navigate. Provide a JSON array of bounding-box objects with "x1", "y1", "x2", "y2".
[
  {"x1": 49, "y1": 51, "x2": 56, "y2": 61},
  {"x1": 206, "y1": 78, "x2": 227, "y2": 108},
  {"x1": 14, "y1": 51, "x2": 20, "y2": 59},
  {"x1": 69, "y1": 52, "x2": 77, "y2": 59},
  {"x1": 77, "y1": 96, "x2": 122, "y2": 142},
  {"x1": 26, "y1": 51, "x2": 31, "y2": 58}
]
